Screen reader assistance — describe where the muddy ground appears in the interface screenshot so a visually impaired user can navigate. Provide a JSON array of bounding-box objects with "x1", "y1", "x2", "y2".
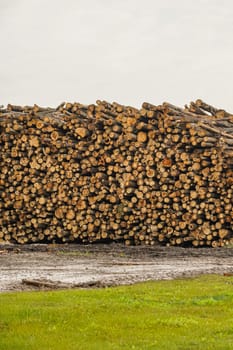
[{"x1": 1, "y1": 243, "x2": 233, "y2": 292}]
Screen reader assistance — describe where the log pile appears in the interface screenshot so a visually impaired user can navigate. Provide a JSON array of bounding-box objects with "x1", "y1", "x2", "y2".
[{"x1": 0, "y1": 99, "x2": 233, "y2": 247}]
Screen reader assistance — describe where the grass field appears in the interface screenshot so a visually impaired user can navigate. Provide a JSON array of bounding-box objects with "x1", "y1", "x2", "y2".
[{"x1": 0, "y1": 275, "x2": 233, "y2": 350}]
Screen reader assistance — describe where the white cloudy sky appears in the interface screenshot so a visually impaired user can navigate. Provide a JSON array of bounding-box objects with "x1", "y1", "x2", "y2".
[{"x1": 0, "y1": 0, "x2": 233, "y2": 110}]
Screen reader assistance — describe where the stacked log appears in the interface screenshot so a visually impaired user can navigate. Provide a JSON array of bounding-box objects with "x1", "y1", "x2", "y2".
[{"x1": 0, "y1": 99, "x2": 233, "y2": 247}]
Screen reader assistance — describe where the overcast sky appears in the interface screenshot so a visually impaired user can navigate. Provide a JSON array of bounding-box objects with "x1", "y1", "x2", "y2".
[{"x1": 0, "y1": 0, "x2": 233, "y2": 110}]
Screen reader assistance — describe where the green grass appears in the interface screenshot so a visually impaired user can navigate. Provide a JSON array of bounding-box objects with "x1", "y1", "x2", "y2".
[{"x1": 1, "y1": 275, "x2": 233, "y2": 350}]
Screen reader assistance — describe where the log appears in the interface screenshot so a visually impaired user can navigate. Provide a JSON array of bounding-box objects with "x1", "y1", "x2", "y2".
[{"x1": 0, "y1": 99, "x2": 233, "y2": 247}]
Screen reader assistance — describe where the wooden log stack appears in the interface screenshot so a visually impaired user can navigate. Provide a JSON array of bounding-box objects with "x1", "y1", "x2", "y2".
[{"x1": 0, "y1": 99, "x2": 233, "y2": 247}]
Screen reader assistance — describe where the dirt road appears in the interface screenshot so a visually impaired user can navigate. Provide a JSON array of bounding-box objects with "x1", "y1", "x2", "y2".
[{"x1": 1, "y1": 244, "x2": 233, "y2": 292}]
